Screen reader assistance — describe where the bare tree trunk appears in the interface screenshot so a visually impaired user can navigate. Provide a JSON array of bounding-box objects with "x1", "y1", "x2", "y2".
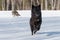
[
  {"x1": 45, "y1": 0, "x2": 47, "y2": 10},
  {"x1": 52, "y1": 0, "x2": 56, "y2": 10},
  {"x1": 7, "y1": 0, "x2": 12, "y2": 10},
  {"x1": 51, "y1": 0, "x2": 53, "y2": 10},
  {"x1": 56, "y1": 0, "x2": 60, "y2": 10},
  {"x1": 53, "y1": 0, "x2": 57, "y2": 10},
  {"x1": 59, "y1": 0, "x2": 60, "y2": 9},
  {"x1": 7, "y1": 0, "x2": 9, "y2": 10},
  {"x1": 2, "y1": 0, "x2": 5, "y2": 10},
  {"x1": 23, "y1": 0, "x2": 24, "y2": 10},
  {"x1": 15, "y1": 0, "x2": 22, "y2": 10},
  {"x1": 23, "y1": 0, "x2": 31, "y2": 10},
  {"x1": 2, "y1": 0, "x2": 4, "y2": 10},
  {"x1": 41, "y1": 0, "x2": 43, "y2": 10}
]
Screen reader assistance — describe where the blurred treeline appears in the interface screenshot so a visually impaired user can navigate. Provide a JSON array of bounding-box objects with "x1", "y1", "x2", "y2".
[{"x1": 0, "y1": 0, "x2": 60, "y2": 10}]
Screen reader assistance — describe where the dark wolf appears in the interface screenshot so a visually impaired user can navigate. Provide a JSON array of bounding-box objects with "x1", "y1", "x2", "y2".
[{"x1": 30, "y1": 5, "x2": 42, "y2": 35}]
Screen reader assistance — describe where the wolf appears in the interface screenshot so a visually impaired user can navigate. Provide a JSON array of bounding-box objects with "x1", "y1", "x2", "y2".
[
  {"x1": 12, "y1": 10, "x2": 20, "y2": 16},
  {"x1": 30, "y1": 5, "x2": 42, "y2": 35}
]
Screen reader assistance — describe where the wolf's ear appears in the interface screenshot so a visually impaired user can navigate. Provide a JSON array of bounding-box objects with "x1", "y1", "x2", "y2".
[
  {"x1": 32, "y1": 5, "x2": 34, "y2": 8},
  {"x1": 38, "y1": 5, "x2": 41, "y2": 10},
  {"x1": 38, "y1": 5, "x2": 41, "y2": 8}
]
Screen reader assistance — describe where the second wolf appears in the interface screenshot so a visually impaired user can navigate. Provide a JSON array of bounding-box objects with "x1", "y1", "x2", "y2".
[{"x1": 30, "y1": 5, "x2": 42, "y2": 35}]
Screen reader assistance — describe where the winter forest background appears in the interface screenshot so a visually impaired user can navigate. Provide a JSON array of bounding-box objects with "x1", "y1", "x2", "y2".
[
  {"x1": 0, "y1": 0, "x2": 60, "y2": 11},
  {"x1": 0, "y1": 0, "x2": 60, "y2": 40}
]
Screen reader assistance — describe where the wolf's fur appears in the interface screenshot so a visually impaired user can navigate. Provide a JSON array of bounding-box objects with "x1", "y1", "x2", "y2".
[
  {"x1": 30, "y1": 5, "x2": 42, "y2": 35},
  {"x1": 12, "y1": 10, "x2": 20, "y2": 16}
]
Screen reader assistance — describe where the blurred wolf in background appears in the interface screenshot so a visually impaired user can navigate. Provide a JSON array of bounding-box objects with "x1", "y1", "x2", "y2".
[
  {"x1": 30, "y1": 0, "x2": 42, "y2": 35},
  {"x1": 12, "y1": 10, "x2": 20, "y2": 16}
]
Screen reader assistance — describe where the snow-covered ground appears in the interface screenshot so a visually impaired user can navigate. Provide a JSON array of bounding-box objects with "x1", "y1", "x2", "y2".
[
  {"x1": 0, "y1": 10, "x2": 60, "y2": 40},
  {"x1": 0, "y1": 10, "x2": 60, "y2": 18}
]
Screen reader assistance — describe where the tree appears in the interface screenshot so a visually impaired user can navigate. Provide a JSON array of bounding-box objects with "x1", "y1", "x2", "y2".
[{"x1": 2, "y1": 0, "x2": 6, "y2": 10}]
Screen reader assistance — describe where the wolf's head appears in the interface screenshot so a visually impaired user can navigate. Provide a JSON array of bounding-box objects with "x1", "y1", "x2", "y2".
[
  {"x1": 32, "y1": 4, "x2": 41, "y2": 18},
  {"x1": 32, "y1": 5, "x2": 41, "y2": 12}
]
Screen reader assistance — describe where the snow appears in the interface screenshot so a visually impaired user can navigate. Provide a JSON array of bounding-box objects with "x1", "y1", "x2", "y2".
[
  {"x1": 0, "y1": 10, "x2": 60, "y2": 18},
  {"x1": 0, "y1": 10, "x2": 60, "y2": 40},
  {"x1": 0, "y1": 10, "x2": 31, "y2": 18}
]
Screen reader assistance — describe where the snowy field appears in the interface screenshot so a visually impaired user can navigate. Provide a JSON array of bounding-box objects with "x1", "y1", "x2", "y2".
[
  {"x1": 0, "y1": 10, "x2": 60, "y2": 40},
  {"x1": 0, "y1": 10, "x2": 60, "y2": 18}
]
